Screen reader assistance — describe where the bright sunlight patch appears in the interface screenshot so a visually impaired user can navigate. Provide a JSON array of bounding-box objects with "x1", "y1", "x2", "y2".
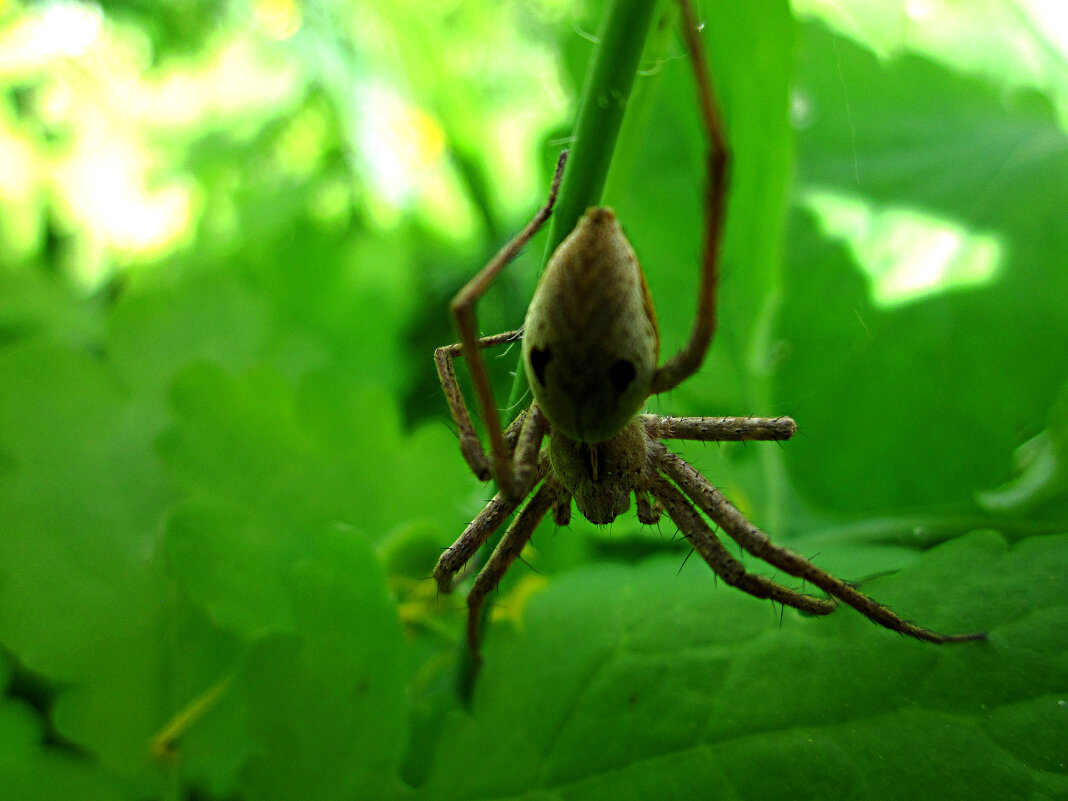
[{"x1": 802, "y1": 188, "x2": 1004, "y2": 307}]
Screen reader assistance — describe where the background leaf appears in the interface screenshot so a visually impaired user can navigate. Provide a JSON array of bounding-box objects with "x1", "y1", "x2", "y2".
[
  {"x1": 419, "y1": 531, "x2": 1067, "y2": 801},
  {"x1": 0, "y1": 0, "x2": 1064, "y2": 799},
  {"x1": 777, "y1": 21, "x2": 1068, "y2": 514}
]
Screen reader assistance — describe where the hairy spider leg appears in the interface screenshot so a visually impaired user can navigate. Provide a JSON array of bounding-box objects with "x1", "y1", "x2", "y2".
[
  {"x1": 436, "y1": 330, "x2": 553, "y2": 494},
  {"x1": 435, "y1": 329, "x2": 522, "y2": 480},
  {"x1": 434, "y1": 494, "x2": 522, "y2": 596},
  {"x1": 650, "y1": 0, "x2": 729, "y2": 395},
  {"x1": 433, "y1": 454, "x2": 550, "y2": 595},
  {"x1": 447, "y1": 152, "x2": 569, "y2": 499},
  {"x1": 651, "y1": 478, "x2": 836, "y2": 615},
  {"x1": 634, "y1": 413, "x2": 799, "y2": 526},
  {"x1": 466, "y1": 480, "x2": 566, "y2": 663},
  {"x1": 642, "y1": 414, "x2": 797, "y2": 442},
  {"x1": 657, "y1": 447, "x2": 987, "y2": 643}
]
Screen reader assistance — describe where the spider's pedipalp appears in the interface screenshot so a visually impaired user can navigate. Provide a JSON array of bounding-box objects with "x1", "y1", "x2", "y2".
[
  {"x1": 466, "y1": 479, "x2": 564, "y2": 663},
  {"x1": 657, "y1": 446, "x2": 986, "y2": 644},
  {"x1": 635, "y1": 489, "x2": 661, "y2": 525},
  {"x1": 552, "y1": 495, "x2": 572, "y2": 527}
]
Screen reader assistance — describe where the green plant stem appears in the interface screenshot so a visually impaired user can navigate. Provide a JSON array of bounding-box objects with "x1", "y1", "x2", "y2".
[
  {"x1": 543, "y1": 0, "x2": 661, "y2": 258},
  {"x1": 505, "y1": 0, "x2": 660, "y2": 410}
]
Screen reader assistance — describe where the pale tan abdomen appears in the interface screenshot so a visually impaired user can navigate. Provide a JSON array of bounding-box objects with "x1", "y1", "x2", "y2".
[{"x1": 523, "y1": 208, "x2": 659, "y2": 443}]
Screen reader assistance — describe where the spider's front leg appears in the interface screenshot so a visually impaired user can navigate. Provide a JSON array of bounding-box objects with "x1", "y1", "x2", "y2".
[{"x1": 445, "y1": 151, "x2": 567, "y2": 499}]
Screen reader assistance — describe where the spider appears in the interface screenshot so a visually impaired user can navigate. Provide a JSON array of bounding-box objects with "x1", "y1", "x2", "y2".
[{"x1": 434, "y1": 0, "x2": 984, "y2": 667}]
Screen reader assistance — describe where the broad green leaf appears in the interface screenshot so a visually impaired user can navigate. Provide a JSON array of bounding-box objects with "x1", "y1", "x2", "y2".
[
  {"x1": 0, "y1": 268, "x2": 103, "y2": 352},
  {"x1": 0, "y1": 653, "x2": 125, "y2": 800},
  {"x1": 776, "y1": 23, "x2": 1068, "y2": 512},
  {"x1": 978, "y1": 380, "x2": 1068, "y2": 522},
  {"x1": 109, "y1": 272, "x2": 269, "y2": 402},
  {"x1": 418, "y1": 531, "x2": 1067, "y2": 800},
  {"x1": 240, "y1": 526, "x2": 410, "y2": 801},
  {"x1": 0, "y1": 339, "x2": 226, "y2": 794},
  {"x1": 0, "y1": 341, "x2": 163, "y2": 680},
  {"x1": 159, "y1": 362, "x2": 475, "y2": 549},
  {"x1": 794, "y1": 0, "x2": 1068, "y2": 124}
]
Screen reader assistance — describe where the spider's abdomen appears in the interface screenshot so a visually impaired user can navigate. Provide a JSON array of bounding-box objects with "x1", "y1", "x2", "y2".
[{"x1": 522, "y1": 208, "x2": 659, "y2": 444}]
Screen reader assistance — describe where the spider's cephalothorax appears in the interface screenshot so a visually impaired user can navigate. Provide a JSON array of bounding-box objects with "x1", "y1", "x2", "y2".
[
  {"x1": 433, "y1": 0, "x2": 985, "y2": 669},
  {"x1": 546, "y1": 416, "x2": 649, "y2": 524}
]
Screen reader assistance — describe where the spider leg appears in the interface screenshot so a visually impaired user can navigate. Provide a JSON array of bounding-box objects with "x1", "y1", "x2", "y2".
[
  {"x1": 466, "y1": 479, "x2": 564, "y2": 665},
  {"x1": 657, "y1": 446, "x2": 986, "y2": 643},
  {"x1": 448, "y1": 151, "x2": 568, "y2": 498},
  {"x1": 651, "y1": 0, "x2": 729, "y2": 394},
  {"x1": 513, "y1": 403, "x2": 550, "y2": 494},
  {"x1": 650, "y1": 478, "x2": 836, "y2": 616},
  {"x1": 435, "y1": 329, "x2": 528, "y2": 481},
  {"x1": 434, "y1": 493, "x2": 521, "y2": 595},
  {"x1": 642, "y1": 414, "x2": 797, "y2": 443},
  {"x1": 433, "y1": 456, "x2": 549, "y2": 594}
]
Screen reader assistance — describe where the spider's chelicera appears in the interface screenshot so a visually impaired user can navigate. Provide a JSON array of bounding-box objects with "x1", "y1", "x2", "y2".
[{"x1": 434, "y1": 0, "x2": 984, "y2": 667}]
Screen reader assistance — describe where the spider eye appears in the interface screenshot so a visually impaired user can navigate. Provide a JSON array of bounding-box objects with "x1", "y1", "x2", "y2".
[
  {"x1": 607, "y1": 359, "x2": 636, "y2": 393},
  {"x1": 529, "y1": 345, "x2": 553, "y2": 386}
]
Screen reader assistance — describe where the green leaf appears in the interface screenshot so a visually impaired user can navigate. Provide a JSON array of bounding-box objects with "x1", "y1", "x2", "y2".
[
  {"x1": 156, "y1": 361, "x2": 459, "y2": 796},
  {"x1": 165, "y1": 502, "x2": 299, "y2": 637},
  {"x1": 418, "y1": 531, "x2": 1067, "y2": 800},
  {"x1": 0, "y1": 653, "x2": 124, "y2": 800},
  {"x1": 794, "y1": 0, "x2": 1068, "y2": 120},
  {"x1": 159, "y1": 362, "x2": 476, "y2": 547},
  {"x1": 978, "y1": 380, "x2": 1068, "y2": 521},
  {"x1": 109, "y1": 272, "x2": 269, "y2": 402},
  {"x1": 0, "y1": 339, "x2": 241, "y2": 795},
  {"x1": 775, "y1": 22, "x2": 1068, "y2": 512},
  {"x1": 240, "y1": 526, "x2": 410, "y2": 801}
]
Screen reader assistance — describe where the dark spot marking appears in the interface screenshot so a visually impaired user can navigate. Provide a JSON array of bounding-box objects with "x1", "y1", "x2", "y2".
[
  {"x1": 608, "y1": 359, "x2": 636, "y2": 393},
  {"x1": 529, "y1": 345, "x2": 552, "y2": 386}
]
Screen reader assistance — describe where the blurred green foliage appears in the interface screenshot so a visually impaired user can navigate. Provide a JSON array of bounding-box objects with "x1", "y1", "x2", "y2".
[{"x1": 0, "y1": 1, "x2": 1066, "y2": 800}]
